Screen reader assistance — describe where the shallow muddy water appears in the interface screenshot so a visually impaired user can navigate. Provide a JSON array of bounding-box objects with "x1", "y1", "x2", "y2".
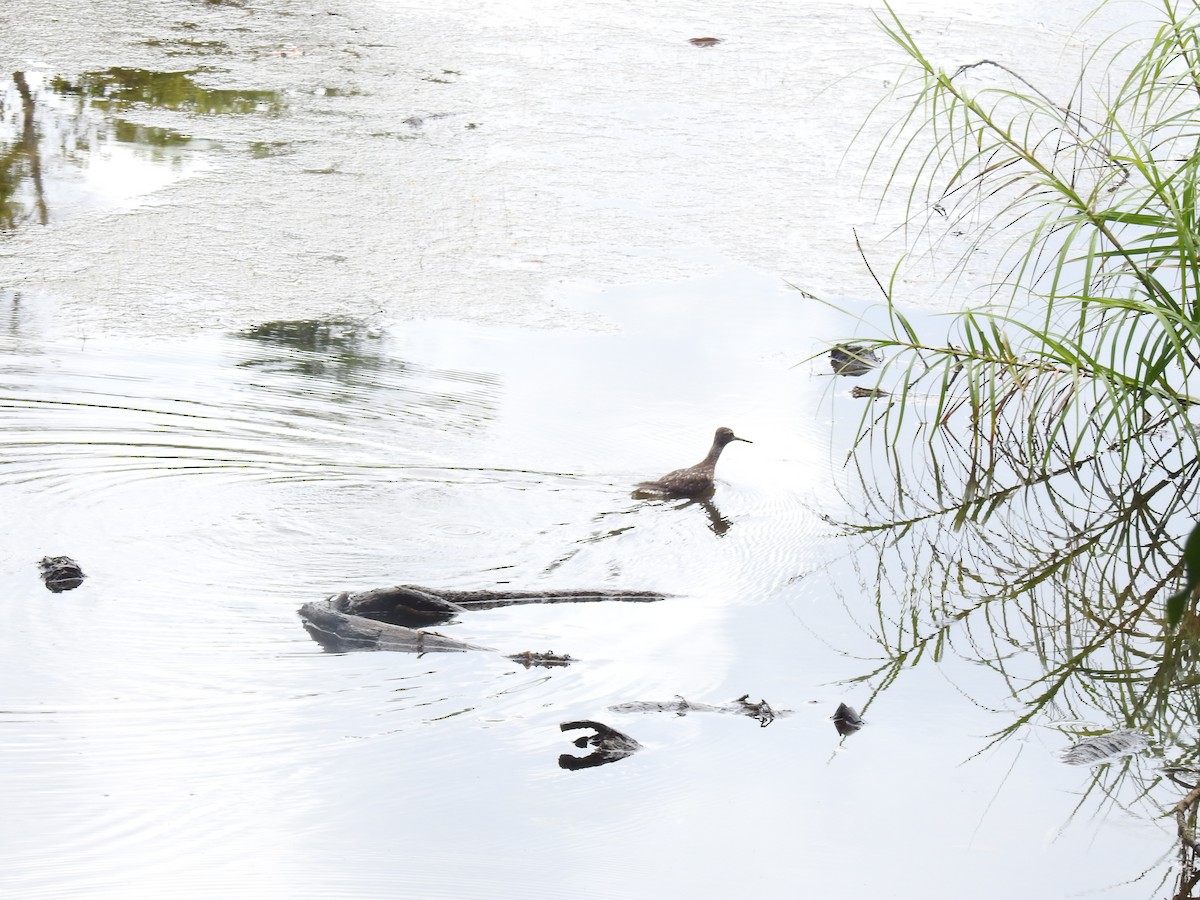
[{"x1": 0, "y1": 1, "x2": 1183, "y2": 898}]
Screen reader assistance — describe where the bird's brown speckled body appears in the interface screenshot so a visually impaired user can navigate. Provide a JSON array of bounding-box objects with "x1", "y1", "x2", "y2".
[{"x1": 635, "y1": 426, "x2": 751, "y2": 497}]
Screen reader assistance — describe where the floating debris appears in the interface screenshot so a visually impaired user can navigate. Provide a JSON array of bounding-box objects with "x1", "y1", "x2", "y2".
[
  {"x1": 507, "y1": 650, "x2": 573, "y2": 668},
  {"x1": 734, "y1": 694, "x2": 778, "y2": 726},
  {"x1": 850, "y1": 385, "x2": 889, "y2": 400},
  {"x1": 610, "y1": 694, "x2": 789, "y2": 727},
  {"x1": 688, "y1": 37, "x2": 723, "y2": 47},
  {"x1": 830, "y1": 344, "x2": 880, "y2": 377},
  {"x1": 559, "y1": 720, "x2": 641, "y2": 770},
  {"x1": 1061, "y1": 729, "x2": 1151, "y2": 766},
  {"x1": 832, "y1": 702, "x2": 864, "y2": 736},
  {"x1": 38, "y1": 556, "x2": 85, "y2": 593}
]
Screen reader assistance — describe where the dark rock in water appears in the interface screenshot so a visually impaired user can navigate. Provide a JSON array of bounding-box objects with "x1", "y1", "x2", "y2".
[
  {"x1": 38, "y1": 556, "x2": 85, "y2": 593},
  {"x1": 830, "y1": 344, "x2": 880, "y2": 377},
  {"x1": 1060, "y1": 729, "x2": 1151, "y2": 766},
  {"x1": 832, "y1": 702, "x2": 864, "y2": 736},
  {"x1": 559, "y1": 720, "x2": 641, "y2": 770}
]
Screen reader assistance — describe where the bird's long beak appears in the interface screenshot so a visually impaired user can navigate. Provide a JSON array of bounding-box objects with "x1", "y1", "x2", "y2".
[{"x1": 734, "y1": 435, "x2": 752, "y2": 443}]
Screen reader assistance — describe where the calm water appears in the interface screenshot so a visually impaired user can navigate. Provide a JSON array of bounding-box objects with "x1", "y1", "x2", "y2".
[{"x1": 0, "y1": 1, "x2": 1178, "y2": 898}]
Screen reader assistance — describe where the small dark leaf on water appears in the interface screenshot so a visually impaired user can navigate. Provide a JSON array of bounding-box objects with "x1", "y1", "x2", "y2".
[
  {"x1": 1060, "y1": 729, "x2": 1150, "y2": 766},
  {"x1": 832, "y1": 702, "x2": 864, "y2": 736},
  {"x1": 38, "y1": 556, "x2": 85, "y2": 593},
  {"x1": 688, "y1": 37, "x2": 722, "y2": 47}
]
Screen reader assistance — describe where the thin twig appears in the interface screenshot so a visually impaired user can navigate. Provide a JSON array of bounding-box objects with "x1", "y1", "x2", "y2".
[
  {"x1": 948, "y1": 58, "x2": 1130, "y2": 190},
  {"x1": 853, "y1": 228, "x2": 890, "y2": 302}
]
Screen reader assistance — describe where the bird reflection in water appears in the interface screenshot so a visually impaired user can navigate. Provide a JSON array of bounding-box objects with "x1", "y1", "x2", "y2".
[
  {"x1": 695, "y1": 497, "x2": 733, "y2": 536},
  {"x1": 544, "y1": 494, "x2": 734, "y2": 575}
]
